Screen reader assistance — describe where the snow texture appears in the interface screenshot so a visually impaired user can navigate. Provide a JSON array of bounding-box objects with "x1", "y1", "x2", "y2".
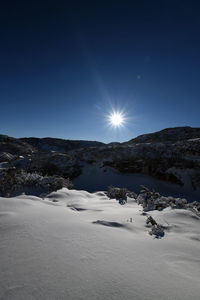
[{"x1": 0, "y1": 188, "x2": 200, "y2": 299}]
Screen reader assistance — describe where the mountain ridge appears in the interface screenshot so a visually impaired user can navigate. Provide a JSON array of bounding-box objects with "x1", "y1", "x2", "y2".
[
  {"x1": 1, "y1": 126, "x2": 200, "y2": 193},
  {"x1": 125, "y1": 126, "x2": 200, "y2": 144}
]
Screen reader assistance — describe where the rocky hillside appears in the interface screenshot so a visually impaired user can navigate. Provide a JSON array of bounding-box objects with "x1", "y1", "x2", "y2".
[
  {"x1": 0, "y1": 135, "x2": 105, "y2": 180},
  {"x1": 20, "y1": 137, "x2": 105, "y2": 153},
  {"x1": 0, "y1": 127, "x2": 200, "y2": 191},
  {"x1": 77, "y1": 127, "x2": 200, "y2": 189},
  {"x1": 125, "y1": 126, "x2": 200, "y2": 144},
  {"x1": 0, "y1": 135, "x2": 35, "y2": 155}
]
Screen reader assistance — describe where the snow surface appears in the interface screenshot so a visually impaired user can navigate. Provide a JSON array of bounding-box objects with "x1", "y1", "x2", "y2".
[
  {"x1": 0, "y1": 189, "x2": 200, "y2": 300},
  {"x1": 0, "y1": 188, "x2": 200, "y2": 300}
]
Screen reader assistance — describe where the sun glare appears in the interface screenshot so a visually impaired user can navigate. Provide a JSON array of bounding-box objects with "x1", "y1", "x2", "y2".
[{"x1": 109, "y1": 112, "x2": 124, "y2": 127}]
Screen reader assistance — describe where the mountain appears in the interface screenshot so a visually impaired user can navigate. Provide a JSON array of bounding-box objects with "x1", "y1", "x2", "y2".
[
  {"x1": 20, "y1": 137, "x2": 105, "y2": 153},
  {"x1": 0, "y1": 127, "x2": 200, "y2": 192},
  {"x1": 0, "y1": 134, "x2": 35, "y2": 155},
  {"x1": 75, "y1": 127, "x2": 200, "y2": 190},
  {"x1": 125, "y1": 126, "x2": 200, "y2": 144}
]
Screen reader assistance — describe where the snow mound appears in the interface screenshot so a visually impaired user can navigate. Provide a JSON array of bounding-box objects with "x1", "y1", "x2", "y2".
[{"x1": 0, "y1": 188, "x2": 200, "y2": 300}]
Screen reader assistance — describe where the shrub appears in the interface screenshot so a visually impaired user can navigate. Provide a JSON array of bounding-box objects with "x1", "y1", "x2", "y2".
[
  {"x1": 146, "y1": 216, "x2": 165, "y2": 238},
  {"x1": 0, "y1": 169, "x2": 73, "y2": 197},
  {"x1": 107, "y1": 186, "x2": 137, "y2": 205},
  {"x1": 149, "y1": 224, "x2": 165, "y2": 238},
  {"x1": 137, "y1": 185, "x2": 188, "y2": 211}
]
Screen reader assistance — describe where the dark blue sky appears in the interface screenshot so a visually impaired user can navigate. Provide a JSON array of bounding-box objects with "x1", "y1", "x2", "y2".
[{"x1": 0, "y1": 0, "x2": 200, "y2": 142}]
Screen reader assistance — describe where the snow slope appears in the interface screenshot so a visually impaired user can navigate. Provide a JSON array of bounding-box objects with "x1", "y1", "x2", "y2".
[{"x1": 0, "y1": 188, "x2": 200, "y2": 300}]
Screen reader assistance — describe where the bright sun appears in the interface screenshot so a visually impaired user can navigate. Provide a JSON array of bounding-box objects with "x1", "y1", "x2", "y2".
[{"x1": 109, "y1": 112, "x2": 124, "y2": 127}]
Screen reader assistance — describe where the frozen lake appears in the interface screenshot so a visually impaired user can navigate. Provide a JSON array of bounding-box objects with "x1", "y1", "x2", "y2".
[{"x1": 73, "y1": 163, "x2": 200, "y2": 202}]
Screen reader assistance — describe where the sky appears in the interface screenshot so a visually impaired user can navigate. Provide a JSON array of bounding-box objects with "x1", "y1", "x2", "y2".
[{"x1": 0, "y1": 0, "x2": 200, "y2": 143}]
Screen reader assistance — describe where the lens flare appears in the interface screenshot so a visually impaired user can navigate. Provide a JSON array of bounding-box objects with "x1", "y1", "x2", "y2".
[{"x1": 108, "y1": 111, "x2": 125, "y2": 128}]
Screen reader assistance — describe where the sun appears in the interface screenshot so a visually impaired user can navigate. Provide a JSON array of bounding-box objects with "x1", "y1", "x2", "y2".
[{"x1": 109, "y1": 111, "x2": 124, "y2": 127}]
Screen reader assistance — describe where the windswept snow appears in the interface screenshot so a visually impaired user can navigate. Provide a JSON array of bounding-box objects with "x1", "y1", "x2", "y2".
[{"x1": 0, "y1": 188, "x2": 200, "y2": 299}]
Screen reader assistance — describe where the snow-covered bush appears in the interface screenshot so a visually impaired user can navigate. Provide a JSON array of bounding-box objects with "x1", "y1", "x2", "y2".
[
  {"x1": 107, "y1": 186, "x2": 127, "y2": 204},
  {"x1": 186, "y1": 201, "x2": 200, "y2": 212},
  {"x1": 0, "y1": 169, "x2": 73, "y2": 197},
  {"x1": 137, "y1": 185, "x2": 161, "y2": 211},
  {"x1": 171, "y1": 197, "x2": 187, "y2": 208},
  {"x1": 107, "y1": 186, "x2": 137, "y2": 205},
  {"x1": 149, "y1": 224, "x2": 165, "y2": 238},
  {"x1": 107, "y1": 186, "x2": 127, "y2": 199},
  {"x1": 15, "y1": 171, "x2": 42, "y2": 185},
  {"x1": 146, "y1": 215, "x2": 157, "y2": 226},
  {"x1": 146, "y1": 216, "x2": 165, "y2": 238},
  {"x1": 126, "y1": 190, "x2": 137, "y2": 199},
  {"x1": 39, "y1": 175, "x2": 73, "y2": 191},
  {"x1": 137, "y1": 185, "x2": 188, "y2": 211}
]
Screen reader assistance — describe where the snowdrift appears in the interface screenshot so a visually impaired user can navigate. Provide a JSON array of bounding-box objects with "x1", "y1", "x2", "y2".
[{"x1": 0, "y1": 188, "x2": 200, "y2": 299}]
